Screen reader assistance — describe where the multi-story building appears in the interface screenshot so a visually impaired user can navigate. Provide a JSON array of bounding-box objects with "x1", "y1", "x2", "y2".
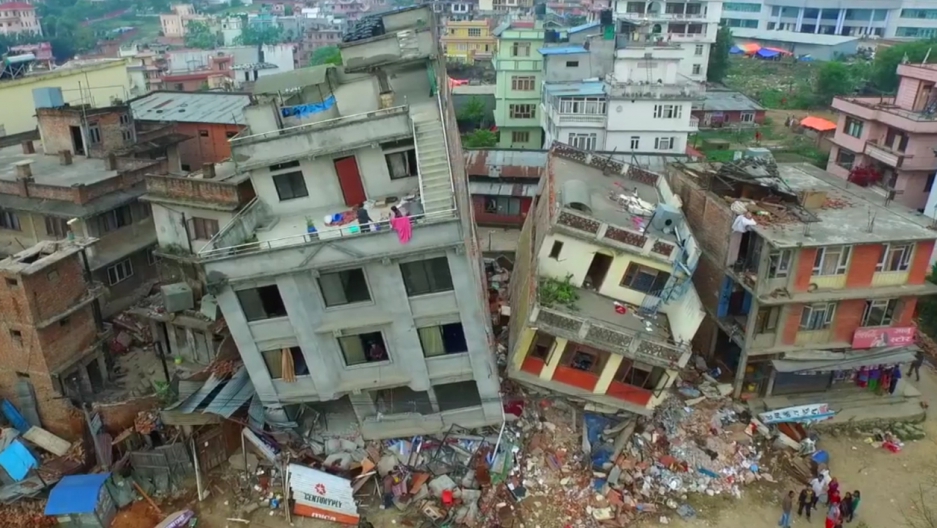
[
  {"x1": 191, "y1": 6, "x2": 502, "y2": 440},
  {"x1": 0, "y1": 239, "x2": 108, "y2": 440},
  {"x1": 479, "y1": 0, "x2": 535, "y2": 13},
  {"x1": 828, "y1": 63, "x2": 937, "y2": 213},
  {"x1": 0, "y1": 2, "x2": 41, "y2": 38},
  {"x1": 613, "y1": 0, "x2": 722, "y2": 83},
  {"x1": 669, "y1": 157, "x2": 937, "y2": 400},
  {"x1": 442, "y1": 19, "x2": 497, "y2": 64},
  {"x1": 160, "y1": 4, "x2": 210, "y2": 39},
  {"x1": 507, "y1": 144, "x2": 704, "y2": 414},
  {"x1": 718, "y1": 1, "x2": 937, "y2": 38},
  {"x1": 494, "y1": 20, "x2": 545, "y2": 149}
]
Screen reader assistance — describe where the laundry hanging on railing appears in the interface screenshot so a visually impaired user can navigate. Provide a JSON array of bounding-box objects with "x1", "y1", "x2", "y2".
[{"x1": 281, "y1": 95, "x2": 336, "y2": 119}]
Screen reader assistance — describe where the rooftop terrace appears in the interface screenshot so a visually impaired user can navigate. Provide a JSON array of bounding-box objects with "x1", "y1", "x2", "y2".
[{"x1": 0, "y1": 144, "x2": 120, "y2": 187}]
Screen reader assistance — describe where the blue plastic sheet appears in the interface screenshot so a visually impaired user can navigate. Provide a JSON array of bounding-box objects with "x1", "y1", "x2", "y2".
[
  {"x1": 281, "y1": 95, "x2": 336, "y2": 119},
  {"x1": 0, "y1": 440, "x2": 37, "y2": 481}
]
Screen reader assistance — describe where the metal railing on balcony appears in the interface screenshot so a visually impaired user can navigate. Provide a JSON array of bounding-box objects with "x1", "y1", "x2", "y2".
[
  {"x1": 230, "y1": 105, "x2": 410, "y2": 145},
  {"x1": 615, "y1": 34, "x2": 683, "y2": 49}
]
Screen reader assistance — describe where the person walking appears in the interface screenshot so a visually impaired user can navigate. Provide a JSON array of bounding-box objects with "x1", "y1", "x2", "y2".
[
  {"x1": 840, "y1": 493, "x2": 853, "y2": 523},
  {"x1": 889, "y1": 366, "x2": 902, "y2": 395},
  {"x1": 798, "y1": 486, "x2": 815, "y2": 521},
  {"x1": 810, "y1": 474, "x2": 825, "y2": 509},
  {"x1": 825, "y1": 502, "x2": 841, "y2": 528},
  {"x1": 827, "y1": 477, "x2": 840, "y2": 506},
  {"x1": 847, "y1": 491, "x2": 861, "y2": 522},
  {"x1": 908, "y1": 351, "x2": 925, "y2": 381},
  {"x1": 780, "y1": 490, "x2": 795, "y2": 528}
]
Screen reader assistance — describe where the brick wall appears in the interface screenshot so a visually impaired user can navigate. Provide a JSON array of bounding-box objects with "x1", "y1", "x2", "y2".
[
  {"x1": 37, "y1": 106, "x2": 133, "y2": 158},
  {"x1": 668, "y1": 170, "x2": 733, "y2": 265},
  {"x1": 95, "y1": 395, "x2": 160, "y2": 435},
  {"x1": 781, "y1": 304, "x2": 802, "y2": 345},
  {"x1": 693, "y1": 252, "x2": 724, "y2": 313},
  {"x1": 145, "y1": 174, "x2": 245, "y2": 207},
  {"x1": 173, "y1": 122, "x2": 244, "y2": 171},
  {"x1": 898, "y1": 297, "x2": 917, "y2": 326},
  {"x1": 846, "y1": 244, "x2": 882, "y2": 288},
  {"x1": 793, "y1": 248, "x2": 817, "y2": 291},
  {"x1": 832, "y1": 298, "x2": 866, "y2": 343},
  {"x1": 909, "y1": 240, "x2": 934, "y2": 284}
]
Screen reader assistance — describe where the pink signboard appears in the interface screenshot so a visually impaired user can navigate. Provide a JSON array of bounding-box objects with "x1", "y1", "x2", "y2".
[{"x1": 852, "y1": 327, "x2": 915, "y2": 349}]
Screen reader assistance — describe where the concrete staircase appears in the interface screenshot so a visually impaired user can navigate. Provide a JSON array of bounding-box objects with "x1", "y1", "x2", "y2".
[{"x1": 411, "y1": 104, "x2": 454, "y2": 215}]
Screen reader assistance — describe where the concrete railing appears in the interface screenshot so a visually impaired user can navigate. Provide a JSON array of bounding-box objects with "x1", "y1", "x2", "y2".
[{"x1": 231, "y1": 105, "x2": 410, "y2": 145}]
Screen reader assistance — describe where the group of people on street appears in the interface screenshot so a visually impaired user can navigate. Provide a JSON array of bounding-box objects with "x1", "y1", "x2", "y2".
[{"x1": 779, "y1": 470, "x2": 860, "y2": 528}]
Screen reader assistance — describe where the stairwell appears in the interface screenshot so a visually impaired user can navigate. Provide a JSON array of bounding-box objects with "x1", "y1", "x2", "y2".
[{"x1": 411, "y1": 103, "x2": 455, "y2": 216}]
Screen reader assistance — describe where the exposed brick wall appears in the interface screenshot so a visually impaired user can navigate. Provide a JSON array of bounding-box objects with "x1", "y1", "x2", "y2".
[
  {"x1": 794, "y1": 248, "x2": 817, "y2": 291},
  {"x1": 781, "y1": 304, "x2": 803, "y2": 345},
  {"x1": 94, "y1": 395, "x2": 160, "y2": 435},
  {"x1": 846, "y1": 244, "x2": 882, "y2": 288},
  {"x1": 171, "y1": 122, "x2": 245, "y2": 170},
  {"x1": 909, "y1": 240, "x2": 935, "y2": 285},
  {"x1": 145, "y1": 174, "x2": 245, "y2": 208},
  {"x1": 832, "y1": 299, "x2": 866, "y2": 343},
  {"x1": 36, "y1": 106, "x2": 133, "y2": 158},
  {"x1": 94, "y1": 247, "x2": 159, "y2": 317},
  {"x1": 693, "y1": 252, "x2": 724, "y2": 313},
  {"x1": 898, "y1": 297, "x2": 918, "y2": 326},
  {"x1": 669, "y1": 172, "x2": 734, "y2": 266}
]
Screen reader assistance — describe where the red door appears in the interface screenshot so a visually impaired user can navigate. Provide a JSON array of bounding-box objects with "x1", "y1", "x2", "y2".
[{"x1": 334, "y1": 156, "x2": 366, "y2": 206}]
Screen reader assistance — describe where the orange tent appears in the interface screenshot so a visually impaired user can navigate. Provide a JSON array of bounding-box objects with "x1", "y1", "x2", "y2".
[{"x1": 800, "y1": 116, "x2": 837, "y2": 132}]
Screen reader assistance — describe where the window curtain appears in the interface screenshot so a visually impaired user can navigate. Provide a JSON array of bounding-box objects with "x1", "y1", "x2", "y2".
[
  {"x1": 281, "y1": 348, "x2": 296, "y2": 383},
  {"x1": 263, "y1": 350, "x2": 283, "y2": 379},
  {"x1": 419, "y1": 327, "x2": 446, "y2": 357},
  {"x1": 341, "y1": 337, "x2": 367, "y2": 365}
]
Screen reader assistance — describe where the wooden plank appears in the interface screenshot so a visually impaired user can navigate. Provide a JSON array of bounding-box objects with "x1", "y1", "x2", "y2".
[{"x1": 22, "y1": 426, "x2": 70, "y2": 456}]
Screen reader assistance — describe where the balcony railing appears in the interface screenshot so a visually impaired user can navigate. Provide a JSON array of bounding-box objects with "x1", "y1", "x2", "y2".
[
  {"x1": 615, "y1": 34, "x2": 683, "y2": 49},
  {"x1": 618, "y1": 10, "x2": 708, "y2": 21},
  {"x1": 231, "y1": 105, "x2": 410, "y2": 145},
  {"x1": 553, "y1": 206, "x2": 679, "y2": 260},
  {"x1": 605, "y1": 74, "x2": 704, "y2": 100}
]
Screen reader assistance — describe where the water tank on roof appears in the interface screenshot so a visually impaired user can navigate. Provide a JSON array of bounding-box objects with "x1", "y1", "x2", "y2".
[
  {"x1": 649, "y1": 203, "x2": 682, "y2": 234},
  {"x1": 32, "y1": 87, "x2": 64, "y2": 109}
]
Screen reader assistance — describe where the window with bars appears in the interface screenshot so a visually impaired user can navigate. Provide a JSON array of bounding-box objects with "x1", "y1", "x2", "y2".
[
  {"x1": 558, "y1": 97, "x2": 607, "y2": 115},
  {"x1": 190, "y1": 217, "x2": 219, "y2": 240},
  {"x1": 812, "y1": 246, "x2": 851, "y2": 276},
  {"x1": 467, "y1": 27, "x2": 481, "y2": 36},
  {"x1": 0, "y1": 210, "x2": 22, "y2": 231},
  {"x1": 511, "y1": 76, "x2": 535, "y2": 91},
  {"x1": 620, "y1": 263, "x2": 670, "y2": 294},
  {"x1": 653, "y1": 104, "x2": 683, "y2": 119},
  {"x1": 511, "y1": 131, "x2": 530, "y2": 143},
  {"x1": 569, "y1": 133, "x2": 597, "y2": 150},
  {"x1": 862, "y1": 299, "x2": 899, "y2": 327},
  {"x1": 876, "y1": 243, "x2": 912, "y2": 272},
  {"x1": 106, "y1": 259, "x2": 134, "y2": 286},
  {"x1": 509, "y1": 104, "x2": 536, "y2": 119},
  {"x1": 800, "y1": 302, "x2": 836, "y2": 330}
]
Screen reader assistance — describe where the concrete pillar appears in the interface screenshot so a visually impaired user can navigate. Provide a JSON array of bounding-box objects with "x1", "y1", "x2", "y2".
[
  {"x1": 867, "y1": 9, "x2": 875, "y2": 33},
  {"x1": 276, "y1": 274, "x2": 331, "y2": 398},
  {"x1": 732, "y1": 350, "x2": 749, "y2": 399},
  {"x1": 541, "y1": 337, "x2": 568, "y2": 380},
  {"x1": 835, "y1": 9, "x2": 846, "y2": 35},
  {"x1": 814, "y1": 10, "x2": 822, "y2": 33},
  {"x1": 511, "y1": 327, "x2": 536, "y2": 371},
  {"x1": 794, "y1": 7, "x2": 804, "y2": 32},
  {"x1": 216, "y1": 288, "x2": 278, "y2": 403},
  {"x1": 594, "y1": 354, "x2": 623, "y2": 394},
  {"x1": 349, "y1": 391, "x2": 378, "y2": 421}
]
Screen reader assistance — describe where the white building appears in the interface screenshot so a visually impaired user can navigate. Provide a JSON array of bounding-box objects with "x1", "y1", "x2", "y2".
[{"x1": 720, "y1": 1, "x2": 937, "y2": 39}]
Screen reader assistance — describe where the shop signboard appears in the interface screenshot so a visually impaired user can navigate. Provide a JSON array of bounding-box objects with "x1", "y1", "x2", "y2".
[
  {"x1": 852, "y1": 327, "x2": 915, "y2": 349},
  {"x1": 759, "y1": 403, "x2": 835, "y2": 425},
  {"x1": 289, "y1": 463, "x2": 360, "y2": 525}
]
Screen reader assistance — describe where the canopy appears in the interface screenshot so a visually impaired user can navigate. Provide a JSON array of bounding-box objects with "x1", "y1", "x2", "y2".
[
  {"x1": 800, "y1": 115, "x2": 837, "y2": 132},
  {"x1": 756, "y1": 48, "x2": 781, "y2": 58},
  {"x1": 45, "y1": 473, "x2": 111, "y2": 515},
  {"x1": 771, "y1": 346, "x2": 917, "y2": 373},
  {"x1": 730, "y1": 43, "x2": 761, "y2": 55}
]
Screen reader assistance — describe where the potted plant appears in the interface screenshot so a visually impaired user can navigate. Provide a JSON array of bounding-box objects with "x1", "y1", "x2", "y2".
[{"x1": 306, "y1": 217, "x2": 317, "y2": 234}]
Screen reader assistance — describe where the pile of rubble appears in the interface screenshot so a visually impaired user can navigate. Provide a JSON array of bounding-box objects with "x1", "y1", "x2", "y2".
[{"x1": 0, "y1": 500, "x2": 56, "y2": 527}]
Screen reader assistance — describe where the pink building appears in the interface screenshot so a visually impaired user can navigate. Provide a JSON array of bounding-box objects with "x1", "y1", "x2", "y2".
[
  {"x1": 0, "y1": 2, "x2": 41, "y2": 37},
  {"x1": 828, "y1": 63, "x2": 937, "y2": 212}
]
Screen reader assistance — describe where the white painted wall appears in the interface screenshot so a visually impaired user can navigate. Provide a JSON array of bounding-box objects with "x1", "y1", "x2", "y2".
[
  {"x1": 152, "y1": 203, "x2": 238, "y2": 253},
  {"x1": 614, "y1": 58, "x2": 680, "y2": 84},
  {"x1": 661, "y1": 284, "x2": 704, "y2": 344},
  {"x1": 606, "y1": 100, "x2": 694, "y2": 132},
  {"x1": 605, "y1": 131, "x2": 688, "y2": 154}
]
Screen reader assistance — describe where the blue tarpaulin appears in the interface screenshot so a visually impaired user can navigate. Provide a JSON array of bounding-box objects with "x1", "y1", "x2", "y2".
[
  {"x1": 729, "y1": 46, "x2": 745, "y2": 54},
  {"x1": 1, "y1": 400, "x2": 29, "y2": 432},
  {"x1": 281, "y1": 95, "x2": 336, "y2": 119},
  {"x1": 0, "y1": 440, "x2": 37, "y2": 481},
  {"x1": 45, "y1": 473, "x2": 111, "y2": 515},
  {"x1": 584, "y1": 413, "x2": 621, "y2": 470},
  {"x1": 757, "y1": 48, "x2": 782, "y2": 58}
]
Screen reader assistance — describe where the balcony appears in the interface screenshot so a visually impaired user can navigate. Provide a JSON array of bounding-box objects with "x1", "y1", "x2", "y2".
[
  {"x1": 553, "y1": 207, "x2": 680, "y2": 263},
  {"x1": 542, "y1": 102, "x2": 607, "y2": 128},
  {"x1": 605, "y1": 75, "x2": 704, "y2": 100},
  {"x1": 864, "y1": 139, "x2": 937, "y2": 172},
  {"x1": 832, "y1": 96, "x2": 937, "y2": 134},
  {"x1": 616, "y1": 10, "x2": 710, "y2": 22}
]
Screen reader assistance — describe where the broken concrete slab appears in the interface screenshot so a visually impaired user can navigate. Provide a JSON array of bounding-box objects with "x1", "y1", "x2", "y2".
[{"x1": 428, "y1": 475, "x2": 457, "y2": 498}]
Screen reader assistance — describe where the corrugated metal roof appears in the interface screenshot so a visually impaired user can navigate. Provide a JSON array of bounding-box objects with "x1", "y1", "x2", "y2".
[
  {"x1": 539, "y1": 45, "x2": 588, "y2": 55},
  {"x1": 693, "y1": 90, "x2": 764, "y2": 112},
  {"x1": 44, "y1": 473, "x2": 111, "y2": 515},
  {"x1": 469, "y1": 182, "x2": 538, "y2": 197},
  {"x1": 173, "y1": 374, "x2": 223, "y2": 413},
  {"x1": 202, "y1": 366, "x2": 255, "y2": 418},
  {"x1": 131, "y1": 92, "x2": 251, "y2": 125},
  {"x1": 464, "y1": 149, "x2": 547, "y2": 180},
  {"x1": 253, "y1": 65, "x2": 333, "y2": 94},
  {"x1": 544, "y1": 81, "x2": 606, "y2": 96},
  {"x1": 569, "y1": 21, "x2": 600, "y2": 34}
]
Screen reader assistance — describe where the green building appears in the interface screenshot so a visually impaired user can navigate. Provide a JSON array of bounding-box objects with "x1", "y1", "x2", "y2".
[{"x1": 493, "y1": 22, "x2": 545, "y2": 149}]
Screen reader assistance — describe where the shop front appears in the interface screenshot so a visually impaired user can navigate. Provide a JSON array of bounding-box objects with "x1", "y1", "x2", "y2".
[{"x1": 768, "y1": 346, "x2": 918, "y2": 397}]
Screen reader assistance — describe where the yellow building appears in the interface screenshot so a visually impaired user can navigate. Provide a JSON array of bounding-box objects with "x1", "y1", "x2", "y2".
[
  {"x1": 442, "y1": 20, "x2": 497, "y2": 64},
  {"x1": 507, "y1": 145, "x2": 705, "y2": 415},
  {"x1": 0, "y1": 59, "x2": 131, "y2": 136}
]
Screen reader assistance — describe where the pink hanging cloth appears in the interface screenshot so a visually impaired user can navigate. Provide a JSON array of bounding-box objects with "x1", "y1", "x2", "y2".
[{"x1": 390, "y1": 215, "x2": 412, "y2": 244}]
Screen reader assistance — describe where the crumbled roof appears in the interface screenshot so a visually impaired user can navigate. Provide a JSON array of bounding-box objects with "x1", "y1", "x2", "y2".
[{"x1": 130, "y1": 92, "x2": 251, "y2": 125}]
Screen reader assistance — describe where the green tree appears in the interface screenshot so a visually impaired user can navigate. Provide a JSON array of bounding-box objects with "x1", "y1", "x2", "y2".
[
  {"x1": 815, "y1": 61, "x2": 855, "y2": 106},
  {"x1": 235, "y1": 24, "x2": 283, "y2": 45},
  {"x1": 566, "y1": 15, "x2": 587, "y2": 27},
  {"x1": 284, "y1": 5, "x2": 293, "y2": 15},
  {"x1": 871, "y1": 40, "x2": 937, "y2": 92},
  {"x1": 457, "y1": 97, "x2": 487, "y2": 127},
  {"x1": 707, "y1": 25, "x2": 732, "y2": 83},
  {"x1": 309, "y1": 45, "x2": 342, "y2": 66},
  {"x1": 185, "y1": 21, "x2": 218, "y2": 49},
  {"x1": 463, "y1": 129, "x2": 497, "y2": 148}
]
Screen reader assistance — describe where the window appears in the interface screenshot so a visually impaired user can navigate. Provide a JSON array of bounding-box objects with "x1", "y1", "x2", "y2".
[
  {"x1": 569, "y1": 133, "x2": 597, "y2": 150},
  {"x1": 511, "y1": 131, "x2": 530, "y2": 143},
  {"x1": 692, "y1": 64, "x2": 702, "y2": 75},
  {"x1": 318, "y1": 268, "x2": 371, "y2": 306},
  {"x1": 549, "y1": 240, "x2": 563, "y2": 259},
  {"x1": 9, "y1": 329, "x2": 21, "y2": 344},
  {"x1": 876, "y1": 244, "x2": 912, "y2": 272},
  {"x1": 767, "y1": 249, "x2": 792, "y2": 278},
  {"x1": 191, "y1": 217, "x2": 219, "y2": 240},
  {"x1": 862, "y1": 299, "x2": 899, "y2": 327},
  {"x1": 122, "y1": 129, "x2": 133, "y2": 142},
  {"x1": 92, "y1": 205, "x2": 133, "y2": 234},
  {"x1": 89, "y1": 125, "x2": 101, "y2": 144},
  {"x1": 339, "y1": 331, "x2": 388, "y2": 365},
  {"x1": 484, "y1": 196, "x2": 523, "y2": 215},
  {"x1": 740, "y1": 112, "x2": 754, "y2": 123},
  {"x1": 401, "y1": 257, "x2": 454, "y2": 296},
  {"x1": 800, "y1": 302, "x2": 836, "y2": 330},
  {"x1": 724, "y1": 2, "x2": 761, "y2": 11},
  {"x1": 565, "y1": 60, "x2": 579, "y2": 67},
  {"x1": 467, "y1": 27, "x2": 481, "y2": 36},
  {"x1": 755, "y1": 306, "x2": 780, "y2": 334},
  {"x1": 630, "y1": 136, "x2": 640, "y2": 149},
  {"x1": 511, "y1": 42, "x2": 530, "y2": 57},
  {"x1": 620, "y1": 263, "x2": 671, "y2": 294},
  {"x1": 835, "y1": 149, "x2": 856, "y2": 169},
  {"x1": 198, "y1": 130, "x2": 209, "y2": 137},
  {"x1": 653, "y1": 104, "x2": 683, "y2": 119},
  {"x1": 262, "y1": 347, "x2": 309, "y2": 379},
  {"x1": 812, "y1": 246, "x2": 851, "y2": 276},
  {"x1": 0, "y1": 209, "x2": 21, "y2": 231},
  {"x1": 434, "y1": 380, "x2": 482, "y2": 411},
  {"x1": 419, "y1": 322, "x2": 468, "y2": 357},
  {"x1": 226, "y1": 131, "x2": 238, "y2": 139},
  {"x1": 654, "y1": 137, "x2": 675, "y2": 150},
  {"x1": 557, "y1": 97, "x2": 606, "y2": 115},
  {"x1": 273, "y1": 171, "x2": 309, "y2": 200},
  {"x1": 106, "y1": 259, "x2": 133, "y2": 285},
  {"x1": 844, "y1": 117, "x2": 863, "y2": 138},
  {"x1": 509, "y1": 104, "x2": 535, "y2": 119},
  {"x1": 147, "y1": 248, "x2": 160, "y2": 265},
  {"x1": 270, "y1": 160, "x2": 300, "y2": 171},
  {"x1": 236, "y1": 285, "x2": 287, "y2": 321},
  {"x1": 694, "y1": 44, "x2": 704, "y2": 55},
  {"x1": 5, "y1": 278, "x2": 18, "y2": 287},
  {"x1": 372, "y1": 386, "x2": 433, "y2": 415},
  {"x1": 616, "y1": 359, "x2": 663, "y2": 389},
  {"x1": 511, "y1": 75, "x2": 535, "y2": 91},
  {"x1": 385, "y1": 148, "x2": 418, "y2": 179}
]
